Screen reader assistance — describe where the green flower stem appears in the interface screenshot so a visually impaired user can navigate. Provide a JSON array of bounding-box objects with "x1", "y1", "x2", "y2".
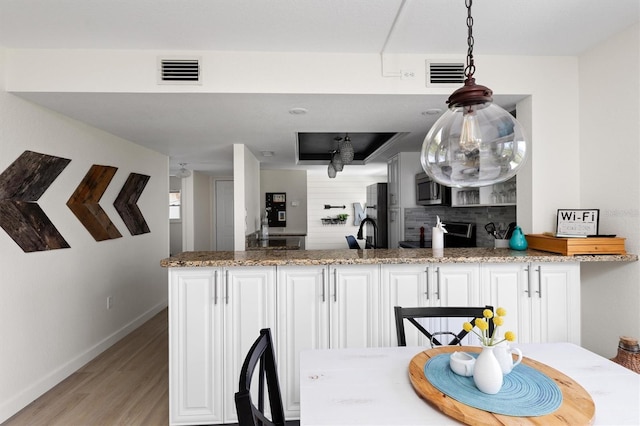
[{"x1": 489, "y1": 325, "x2": 498, "y2": 346}]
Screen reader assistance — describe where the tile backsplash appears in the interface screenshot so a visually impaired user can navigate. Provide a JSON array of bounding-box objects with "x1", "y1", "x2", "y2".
[{"x1": 405, "y1": 206, "x2": 516, "y2": 247}]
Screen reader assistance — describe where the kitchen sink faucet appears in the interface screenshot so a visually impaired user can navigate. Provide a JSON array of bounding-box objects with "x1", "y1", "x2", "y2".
[{"x1": 357, "y1": 217, "x2": 378, "y2": 249}]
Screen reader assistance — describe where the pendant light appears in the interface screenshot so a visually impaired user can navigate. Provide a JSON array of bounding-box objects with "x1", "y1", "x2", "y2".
[
  {"x1": 420, "y1": 0, "x2": 527, "y2": 188},
  {"x1": 327, "y1": 162, "x2": 337, "y2": 179},
  {"x1": 339, "y1": 133, "x2": 354, "y2": 164},
  {"x1": 332, "y1": 151, "x2": 344, "y2": 172},
  {"x1": 175, "y1": 163, "x2": 192, "y2": 178}
]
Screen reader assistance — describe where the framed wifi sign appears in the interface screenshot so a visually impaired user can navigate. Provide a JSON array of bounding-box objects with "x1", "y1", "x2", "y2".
[{"x1": 556, "y1": 209, "x2": 599, "y2": 237}]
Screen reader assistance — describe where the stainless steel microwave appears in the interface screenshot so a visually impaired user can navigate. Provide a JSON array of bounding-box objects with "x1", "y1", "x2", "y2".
[{"x1": 415, "y1": 173, "x2": 451, "y2": 206}]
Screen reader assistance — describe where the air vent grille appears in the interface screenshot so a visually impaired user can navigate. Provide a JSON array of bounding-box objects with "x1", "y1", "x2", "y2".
[
  {"x1": 426, "y1": 62, "x2": 465, "y2": 86},
  {"x1": 159, "y1": 58, "x2": 200, "y2": 84}
]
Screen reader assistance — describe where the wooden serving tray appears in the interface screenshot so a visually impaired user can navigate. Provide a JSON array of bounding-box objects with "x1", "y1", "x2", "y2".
[
  {"x1": 409, "y1": 346, "x2": 595, "y2": 425},
  {"x1": 526, "y1": 233, "x2": 626, "y2": 256}
]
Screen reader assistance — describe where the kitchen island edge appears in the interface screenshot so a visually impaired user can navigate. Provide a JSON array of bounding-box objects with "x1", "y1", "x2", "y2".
[{"x1": 161, "y1": 247, "x2": 637, "y2": 268}]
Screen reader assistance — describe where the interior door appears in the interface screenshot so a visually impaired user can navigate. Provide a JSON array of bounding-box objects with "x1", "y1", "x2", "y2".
[{"x1": 215, "y1": 180, "x2": 234, "y2": 250}]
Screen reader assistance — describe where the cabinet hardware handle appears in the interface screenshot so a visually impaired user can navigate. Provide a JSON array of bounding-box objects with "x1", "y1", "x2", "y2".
[
  {"x1": 225, "y1": 270, "x2": 229, "y2": 304},
  {"x1": 333, "y1": 269, "x2": 337, "y2": 302},
  {"x1": 525, "y1": 266, "x2": 531, "y2": 297},
  {"x1": 214, "y1": 270, "x2": 218, "y2": 304},
  {"x1": 435, "y1": 267, "x2": 441, "y2": 300},
  {"x1": 536, "y1": 266, "x2": 542, "y2": 298},
  {"x1": 425, "y1": 267, "x2": 430, "y2": 300},
  {"x1": 321, "y1": 269, "x2": 326, "y2": 302}
]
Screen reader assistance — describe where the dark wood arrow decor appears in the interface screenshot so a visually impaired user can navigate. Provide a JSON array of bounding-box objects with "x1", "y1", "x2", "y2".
[
  {"x1": 0, "y1": 150, "x2": 72, "y2": 252},
  {"x1": 67, "y1": 165, "x2": 122, "y2": 241},
  {"x1": 114, "y1": 173, "x2": 150, "y2": 236}
]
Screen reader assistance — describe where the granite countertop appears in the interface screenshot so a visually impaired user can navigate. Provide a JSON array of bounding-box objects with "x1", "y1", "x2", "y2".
[{"x1": 161, "y1": 247, "x2": 638, "y2": 268}]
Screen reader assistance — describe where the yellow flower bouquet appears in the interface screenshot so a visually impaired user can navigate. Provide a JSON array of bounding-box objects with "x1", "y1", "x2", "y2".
[{"x1": 463, "y1": 307, "x2": 515, "y2": 346}]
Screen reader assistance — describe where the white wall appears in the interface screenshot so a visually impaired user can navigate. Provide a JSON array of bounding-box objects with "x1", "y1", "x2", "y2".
[
  {"x1": 260, "y1": 169, "x2": 308, "y2": 234},
  {"x1": 578, "y1": 23, "x2": 640, "y2": 357},
  {"x1": 245, "y1": 146, "x2": 261, "y2": 236},
  {"x1": 306, "y1": 171, "x2": 386, "y2": 250},
  {"x1": 232, "y1": 144, "x2": 260, "y2": 250},
  {"x1": 169, "y1": 176, "x2": 183, "y2": 255},
  {"x1": 192, "y1": 171, "x2": 212, "y2": 250},
  {"x1": 0, "y1": 50, "x2": 169, "y2": 422}
]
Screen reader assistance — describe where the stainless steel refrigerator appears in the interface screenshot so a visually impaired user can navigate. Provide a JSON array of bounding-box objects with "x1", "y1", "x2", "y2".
[{"x1": 365, "y1": 183, "x2": 388, "y2": 248}]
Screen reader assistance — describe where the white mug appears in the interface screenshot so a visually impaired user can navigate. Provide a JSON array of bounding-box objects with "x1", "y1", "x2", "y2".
[
  {"x1": 449, "y1": 351, "x2": 475, "y2": 377},
  {"x1": 493, "y1": 343, "x2": 522, "y2": 374}
]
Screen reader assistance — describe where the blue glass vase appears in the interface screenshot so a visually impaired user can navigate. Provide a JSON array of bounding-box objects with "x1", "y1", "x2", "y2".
[{"x1": 509, "y1": 226, "x2": 528, "y2": 250}]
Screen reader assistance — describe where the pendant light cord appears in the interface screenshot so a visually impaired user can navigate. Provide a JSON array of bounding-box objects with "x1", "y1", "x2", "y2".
[{"x1": 464, "y1": 0, "x2": 475, "y2": 79}]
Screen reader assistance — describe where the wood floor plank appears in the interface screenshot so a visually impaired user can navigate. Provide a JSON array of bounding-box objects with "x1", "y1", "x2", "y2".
[{"x1": 4, "y1": 309, "x2": 169, "y2": 426}]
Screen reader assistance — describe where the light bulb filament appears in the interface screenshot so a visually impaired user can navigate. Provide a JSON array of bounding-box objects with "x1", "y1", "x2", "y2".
[{"x1": 460, "y1": 107, "x2": 481, "y2": 153}]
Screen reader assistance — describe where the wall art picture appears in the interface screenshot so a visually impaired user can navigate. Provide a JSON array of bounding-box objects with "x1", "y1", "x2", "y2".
[
  {"x1": 67, "y1": 165, "x2": 123, "y2": 241},
  {"x1": 114, "y1": 173, "x2": 151, "y2": 235},
  {"x1": 0, "y1": 150, "x2": 72, "y2": 252}
]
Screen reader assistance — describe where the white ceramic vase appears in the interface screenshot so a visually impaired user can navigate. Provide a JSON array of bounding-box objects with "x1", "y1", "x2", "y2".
[
  {"x1": 473, "y1": 345, "x2": 504, "y2": 394},
  {"x1": 493, "y1": 342, "x2": 523, "y2": 374}
]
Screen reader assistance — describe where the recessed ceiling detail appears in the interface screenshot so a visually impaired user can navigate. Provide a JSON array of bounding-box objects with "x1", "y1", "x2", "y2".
[{"x1": 297, "y1": 132, "x2": 397, "y2": 164}]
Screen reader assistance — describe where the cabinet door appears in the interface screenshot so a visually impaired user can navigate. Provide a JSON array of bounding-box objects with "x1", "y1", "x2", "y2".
[
  {"x1": 387, "y1": 156, "x2": 398, "y2": 207},
  {"x1": 531, "y1": 263, "x2": 580, "y2": 344},
  {"x1": 388, "y1": 208, "x2": 400, "y2": 248},
  {"x1": 330, "y1": 265, "x2": 380, "y2": 349},
  {"x1": 169, "y1": 268, "x2": 224, "y2": 425},
  {"x1": 380, "y1": 264, "x2": 429, "y2": 346},
  {"x1": 276, "y1": 265, "x2": 329, "y2": 418},
  {"x1": 481, "y1": 263, "x2": 530, "y2": 343},
  {"x1": 222, "y1": 266, "x2": 277, "y2": 423},
  {"x1": 432, "y1": 264, "x2": 481, "y2": 345}
]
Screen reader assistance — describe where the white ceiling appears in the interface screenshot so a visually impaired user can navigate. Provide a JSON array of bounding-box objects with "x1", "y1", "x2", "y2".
[{"x1": 1, "y1": 0, "x2": 638, "y2": 176}]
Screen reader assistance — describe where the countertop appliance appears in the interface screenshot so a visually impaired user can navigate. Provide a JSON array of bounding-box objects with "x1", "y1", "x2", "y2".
[
  {"x1": 399, "y1": 221, "x2": 476, "y2": 248},
  {"x1": 415, "y1": 172, "x2": 451, "y2": 206},
  {"x1": 365, "y1": 183, "x2": 388, "y2": 248}
]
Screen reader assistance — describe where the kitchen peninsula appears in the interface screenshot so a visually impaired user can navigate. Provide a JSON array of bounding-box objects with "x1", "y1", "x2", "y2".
[{"x1": 161, "y1": 248, "x2": 636, "y2": 425}]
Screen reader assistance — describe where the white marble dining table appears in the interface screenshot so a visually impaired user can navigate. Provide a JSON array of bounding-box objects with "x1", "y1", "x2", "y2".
[{"x1": 299, "y1": 342, "x2": 640, "y2": 425}]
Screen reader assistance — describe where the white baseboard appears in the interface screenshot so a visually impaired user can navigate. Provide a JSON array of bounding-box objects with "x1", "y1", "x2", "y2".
[{"x1": 0, "y1": 301, "x2": 168, "y2": 423}]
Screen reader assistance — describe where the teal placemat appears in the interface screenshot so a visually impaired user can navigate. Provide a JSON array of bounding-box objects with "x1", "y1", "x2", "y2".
[{"x1": 424, "y1": 353, "x2": 562, "y2": 417}]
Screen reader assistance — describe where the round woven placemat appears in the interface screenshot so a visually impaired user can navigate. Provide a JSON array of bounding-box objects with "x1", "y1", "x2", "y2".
[{"x1": 424, "y1": 353, "x2": 562, "y2": 417}]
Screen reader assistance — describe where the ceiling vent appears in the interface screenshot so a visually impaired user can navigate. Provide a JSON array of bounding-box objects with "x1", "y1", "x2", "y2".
[
  {"x1": 425, "y1": 61, "x2": 465, "y2": 87},
  {"x1": 158, "y1": 58, "x2": 201, "y2": 84}
]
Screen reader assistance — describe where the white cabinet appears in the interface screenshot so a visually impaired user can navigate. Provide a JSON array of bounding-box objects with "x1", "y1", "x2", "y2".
[
  {"x1": 277, "y1": 264, "x2": 379, "y2": 418},
  {"x1": 387, "y1": 152, "x2": 422, "y2": 247},
  {"x1": 169, "y1": 266, "x2": 276, "y2": 425},
  {"x1": 388, "y1": 208, "x2": 400, "y2": 248},
  {"x1": 380, "y1": 264, "x2": 480, "y2": 346},
  {"x1": 387, "y1": 155, "x2": 399, "y2": 208},
  {"x1": 480, "y1": 262, "x2": 580, "y2": 344},
  {"x1": 451, "y1": 176, "x2": 517, "y2": 207}
]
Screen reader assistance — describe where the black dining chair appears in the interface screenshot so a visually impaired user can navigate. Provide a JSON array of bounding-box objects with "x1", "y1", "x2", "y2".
[
  {"x1": 345, "y1": 235, "x2": 361, "y2": 249},
  {"x1": 235, "y1": 328, "x2": 293, "y2": 426},
  {"x1": 394, "y1": 305, "x2": 494, "y2": 347}
]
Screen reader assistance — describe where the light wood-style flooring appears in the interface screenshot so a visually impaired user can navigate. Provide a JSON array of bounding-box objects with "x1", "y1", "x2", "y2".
[{"x1": 4, "y1": 309, "x2": 169, "y2": 426}]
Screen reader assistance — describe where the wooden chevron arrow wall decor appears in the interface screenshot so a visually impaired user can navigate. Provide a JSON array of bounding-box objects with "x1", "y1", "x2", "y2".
[
  {"x1": 0, "y1": 150, "x2": 72, "y2": 252},
  {"x1": 67, "y1": 165, "x2": 123, "y2": 241},
  {"x1": 114, "y1": 173, "x2": 150, "y2": 235}
]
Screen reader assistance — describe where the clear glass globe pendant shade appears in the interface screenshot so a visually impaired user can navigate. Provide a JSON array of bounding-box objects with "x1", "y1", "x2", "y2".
[{"x1": 420, "y1": 102, "x2": 527, "y2": 188}]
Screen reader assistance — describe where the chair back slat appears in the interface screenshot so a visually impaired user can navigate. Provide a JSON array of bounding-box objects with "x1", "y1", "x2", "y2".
[
  {"x1": 394, "y1": 305, "x2": 494, "y2": 347},
  {"x1": 235, "y1": 328, "x2": 286, "y2": 426}
]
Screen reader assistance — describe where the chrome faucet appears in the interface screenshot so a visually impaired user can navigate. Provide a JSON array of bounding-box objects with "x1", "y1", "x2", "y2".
[{"x1": 357, "y1": 217, "x2": 378, "y2": 249}]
